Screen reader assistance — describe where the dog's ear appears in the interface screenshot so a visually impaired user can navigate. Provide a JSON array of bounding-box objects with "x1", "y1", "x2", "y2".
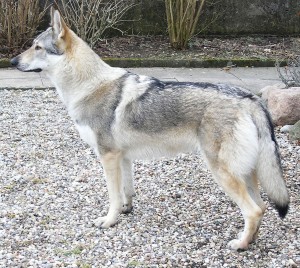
[
  {"x1": 50, "y1": 6, "x2": 55, "y2": 24},
  {"x1": 50, "y1": 8, "x2": 68, "y2": 39}
]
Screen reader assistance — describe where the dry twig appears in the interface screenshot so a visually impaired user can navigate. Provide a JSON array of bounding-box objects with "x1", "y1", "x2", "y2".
[
  {"x1": 0, "y1": 0, "x2": 50, "y2": 49},
  {"x1": 56, "y1": 0, "x2": 136, "y2": 48}
]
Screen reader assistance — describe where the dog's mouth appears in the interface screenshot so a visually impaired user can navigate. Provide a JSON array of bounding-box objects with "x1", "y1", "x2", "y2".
[
  {"x1": 16, "y1": 66, "x2": 43, "y2": 73},
  {"x1": 24, "y1": 68, "x2": 42, "y2": 73}
]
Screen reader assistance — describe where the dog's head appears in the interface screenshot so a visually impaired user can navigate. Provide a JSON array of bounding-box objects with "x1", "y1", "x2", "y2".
[{"x1": 11, "y1": 7, "x2": 70, "y2": 73}]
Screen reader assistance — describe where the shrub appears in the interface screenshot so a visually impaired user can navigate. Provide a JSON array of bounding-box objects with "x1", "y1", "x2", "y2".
[
  {"x1": 277, "y1": 57, "x2": 300, "y2": 87},
  {"x1": 56, "y1": 0, "x2": 136, "y2": 48},
  {"x1": 165, "y1": 0, "x2": 205, "y2": 49},
  {"x1": 0, "y1": 0, "x2": 50, "y2": 49}
]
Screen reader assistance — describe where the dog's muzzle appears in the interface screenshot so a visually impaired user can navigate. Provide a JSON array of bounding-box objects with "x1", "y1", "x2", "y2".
[{"x1": 10, "y1": 56, "x2": 42, "y2": 72}]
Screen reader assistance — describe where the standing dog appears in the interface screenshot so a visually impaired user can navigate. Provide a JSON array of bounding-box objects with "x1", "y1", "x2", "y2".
[{"x1": 11, "y1": 8, "x2": 289, "y2": 250}]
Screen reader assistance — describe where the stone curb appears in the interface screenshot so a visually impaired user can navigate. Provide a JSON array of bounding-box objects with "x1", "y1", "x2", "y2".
[{"x1": 0, "y1": 57, "x2": 287, "y2": 68}]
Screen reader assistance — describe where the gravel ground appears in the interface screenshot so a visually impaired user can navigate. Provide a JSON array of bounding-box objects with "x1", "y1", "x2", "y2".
[{"x1": 0, "y1": 89, "x2": 299, "y2": 268}]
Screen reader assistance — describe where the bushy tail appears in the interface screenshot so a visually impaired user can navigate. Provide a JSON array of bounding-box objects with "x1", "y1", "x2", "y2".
[{"x1": 254, "y1": 105, "x2": 290, "y2": 218}]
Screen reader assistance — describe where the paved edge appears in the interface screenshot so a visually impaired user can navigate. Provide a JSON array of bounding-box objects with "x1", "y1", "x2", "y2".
[{"x1": 0, "y1": 57, "x2": 287, "y2": 69}]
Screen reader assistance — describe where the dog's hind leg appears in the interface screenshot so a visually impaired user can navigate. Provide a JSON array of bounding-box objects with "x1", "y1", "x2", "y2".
[
  {"x1": 243, "y1": 171, "x2": 266, "y2": 241},
  {"x1": 208, "y1": 163, "x2": 264, "y2": 250},
  {"x1": 94, "y1": 151, "x2": 123, "y2": 228},
  {"x1": 247, "y1": 172, "x2": 266, "y2": 212},
  {"x1": 199, "y1": 114, "x2": 266, "y2": 249},
  {"x1": 121, "y1": 158, "x2": 136, "y2": 214}
]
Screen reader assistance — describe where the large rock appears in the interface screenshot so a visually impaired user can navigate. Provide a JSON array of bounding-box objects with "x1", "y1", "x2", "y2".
[{"x1": 260, "y1": 86, "x2": 300, "y2": 126}]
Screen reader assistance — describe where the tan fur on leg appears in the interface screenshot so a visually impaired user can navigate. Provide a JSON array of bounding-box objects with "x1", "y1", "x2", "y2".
[{"x1": 94, "y1": 151, "x2": 123, "y2": 228}]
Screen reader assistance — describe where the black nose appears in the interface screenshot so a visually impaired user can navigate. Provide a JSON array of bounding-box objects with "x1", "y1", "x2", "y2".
[{"x1": 10, "y1": 56, "x2": 19, "y2": 66}]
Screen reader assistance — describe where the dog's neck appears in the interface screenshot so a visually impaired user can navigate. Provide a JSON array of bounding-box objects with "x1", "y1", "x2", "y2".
[{"x1": 46, "y1": 35, "x2": 126, "y2": 108}]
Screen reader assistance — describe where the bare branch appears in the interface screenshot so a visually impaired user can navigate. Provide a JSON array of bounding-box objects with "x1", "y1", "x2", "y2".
[
  {"x1": 56, "y1": 0, "x2": 136, "y2": 48},
  {"x1": 276, "y1": 57, "x2": 300, "y2": 87},
  {"x1": 0, "y1": 0, "x2": 50, "y2": 48},
  {"x1": 165, "y1": 0, "x2": 206, "y2": 49}
]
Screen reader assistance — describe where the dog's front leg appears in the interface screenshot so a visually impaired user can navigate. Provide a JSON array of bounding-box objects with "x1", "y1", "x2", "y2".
[
  {"x1": 94, "y1": 151, "x2": 123, "y2": 228},
  {"x1": 121, "y1": 158, "x2": 136, "y2": 214}
]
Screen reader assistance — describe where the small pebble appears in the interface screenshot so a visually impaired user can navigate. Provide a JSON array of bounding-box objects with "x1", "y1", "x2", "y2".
[{"x1": 280, "y1": 125, "x2": 293, "y2": 133}]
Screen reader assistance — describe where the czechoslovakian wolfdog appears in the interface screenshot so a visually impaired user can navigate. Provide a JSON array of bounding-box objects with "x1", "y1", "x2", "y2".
[{"x1": 11, "y1": 8, "x2": 289, "y2": 250}]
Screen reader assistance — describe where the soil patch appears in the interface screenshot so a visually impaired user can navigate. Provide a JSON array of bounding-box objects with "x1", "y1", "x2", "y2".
[
  {"x1": 1, "y1": 35, "x2": 299, "y2": 62},
  {"x1": 96, "y1": 35, "x2": 299, "y2": 61}
]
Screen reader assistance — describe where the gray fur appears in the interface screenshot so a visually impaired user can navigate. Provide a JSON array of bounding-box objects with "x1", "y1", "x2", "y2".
[
  {"x1": 121, "y1": 76, "x2": 256, "y2": 136},
  {"x1": 75, "y1": 74, "x2": 129, "y2": 152},
  {"x1": 35, "y1": 28, "x2": 63, "y2": 55}
]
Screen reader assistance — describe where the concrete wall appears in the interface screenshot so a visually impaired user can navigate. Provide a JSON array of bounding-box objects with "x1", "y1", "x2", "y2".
[{"x1": 121, "y1": 0, "x2": 300, "y2": 35}]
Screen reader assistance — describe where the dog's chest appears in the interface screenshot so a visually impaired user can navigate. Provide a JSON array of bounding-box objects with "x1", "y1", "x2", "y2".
[{"x1": 75, "y1": 123, "x2": 99, "y2": 155}]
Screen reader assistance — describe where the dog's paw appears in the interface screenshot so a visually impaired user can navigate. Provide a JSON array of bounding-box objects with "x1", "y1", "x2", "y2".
[
  {"x1": 238, "y1": 230, "x2": 258, "y2": 244},
  {"x1": 93, "y1": 216, "x2": 117, "y2": 228},
  {"x1": 227, "y1": 239, "x2": 248, "y2": 251},
  {"x1": 121, "y1": 203, "x2": 133, "y2": 214}
]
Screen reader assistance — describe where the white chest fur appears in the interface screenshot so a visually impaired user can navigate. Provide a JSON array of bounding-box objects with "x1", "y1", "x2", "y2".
[{"x1": 75, "y1": 123, "x2": 99, "y2": 156}]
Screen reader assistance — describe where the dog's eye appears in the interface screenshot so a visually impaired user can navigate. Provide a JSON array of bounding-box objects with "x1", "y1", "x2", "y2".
[{"x1": 35, "y1": 45, "x2": 42, "y2": 50}]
